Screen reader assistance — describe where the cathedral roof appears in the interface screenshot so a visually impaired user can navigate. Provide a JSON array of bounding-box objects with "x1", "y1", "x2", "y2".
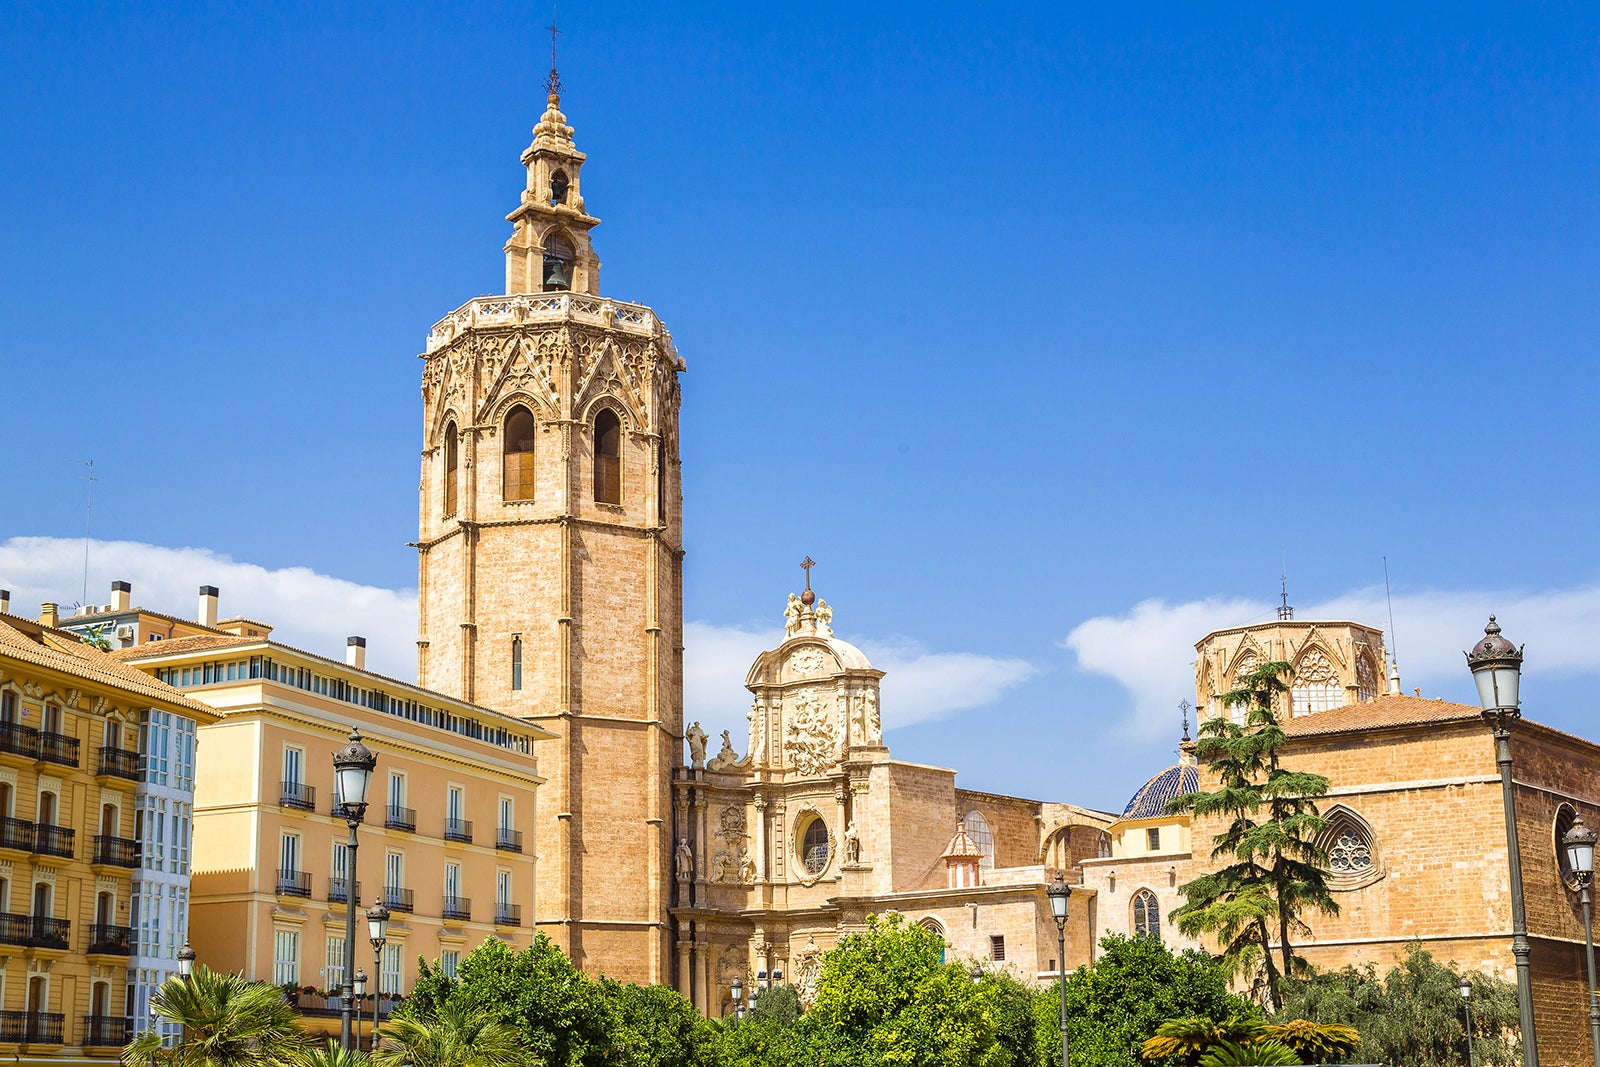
[
  {"x1": 1280, "y1": 693, "x2": 1480, "y2": 737},
  {"x1": 1120, "y1": 761, "x2": 1199, "y2": 820}
]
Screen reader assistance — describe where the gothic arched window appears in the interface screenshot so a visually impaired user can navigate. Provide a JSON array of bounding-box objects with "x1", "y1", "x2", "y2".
[
  {"x1": 1356, "y1": 651, "x2": 1380, "y2": 702},
  {"x1": 593, "y1": 409, "x2": 621, "y2": 504},
  {"x1": 542, "y1": 234, "x2": 574, "y2": 291},
  {"x1": 1132, "y1": 889, "x2": 1161, "y2": 940},
  {"x1": 511, "y1": 637, "x2": 523, "y2": 692},
  {"x1": 1292, "y1": 649, "x2": 1344, "y2": 717},
  {"x1": 443, "y1": 423, "x2": 459, "y2": 517},
  {"x1": 503, "y1": 406, "x2": 536, "y2": 502},
  {"x1": 1556, "y1": 804, "x2": 1582, "y2": 890},
  {"x1": 962, "y1": 809, "x2": 995, "y2": 872},
  {"x1": 550, "y1": 170, "x2": 569, "y2": 205},
  {"x1": 1315, "y1": 805, "x2": 1383, "y2": 889},
  {"x1": 1226, "y1": 653, "x2": 1258, "y2": 724}
]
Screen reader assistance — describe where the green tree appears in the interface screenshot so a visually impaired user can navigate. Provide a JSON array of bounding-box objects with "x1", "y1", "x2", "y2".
[
  {"x1": 80, "y1": 623, "x2": 114, "y2": 651},
  {"x1": 604, "y1": 980, "x2": 723, "y2": 1067},
  {"x1": 398, "y1": 937, "x2": 618, "y2": 1067},
  {"x1": 749, "y1": 984, "x2": 800, "y2": 1026},
  {"x1": 123, "y1": 964, "x2": 312, "y2": 1067},
  {"x1": 376, "y1": 1000, "x2": 532, "y2": 1067},
  {"x1": 1036, "y1": 934, "x2": 1258, "y2": 1067},
  {"x1": 1276, "y1": 945, "x2": 1520, "y2": 1067},
  {"x1": 295, "y1": 1041, "x2": 376, "y2": 1067},
  {"x1": 1167, "y1": 660, "x2": 1338, "y2": 1011}
]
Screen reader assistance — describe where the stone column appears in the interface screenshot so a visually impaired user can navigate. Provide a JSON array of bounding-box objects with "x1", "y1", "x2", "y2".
[
  {"x1": 753, "y1": 794, "x2": 768, "y2": 882},
  {"x1": 675, "y1": 937, "x2": 693, "y2": 1000}
]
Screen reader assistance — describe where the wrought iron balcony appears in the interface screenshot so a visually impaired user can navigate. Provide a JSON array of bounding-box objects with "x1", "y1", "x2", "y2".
[
  {"x1": 386, "y1": 805, "x2": 416, "y2": 832},
  {"x1": 276, "y1": 869, "x2": 312, "y2": 898},
  {"x1": 92, "y1": 835, "x2": 138, "y2": 868},
  {"x1": 96, "y1": 746, "x2": 141, "y2": 780},
  {"x1": 83, "y1": 1014, "x2": 129, "y2": 1047},
  {"x1": 279, "y1": 780, "x2": 316, "y2": 811},
  {"x1": 37, "y1": 731, "x2": 78, "y2": 768},
  {"x1": 0, "y1": 816, "x2": 33, "y2": 852},
  {"x1": 444, "y1": 818, "x2": 473, "y2": 843},
  {"x1": 87, "y1": 923, "x2": 133, "y2": 955},
  {"x1": 442, "y1": 895, "x2": 471, "y2": 921},
  {"x1": 495, "y1": 827, "x2": 523, "y2": 852},
  {"x1": 382, "y1": 886, "x2": 414, "y2": 913},
  {"x1": 31, "y1": 824, "x2": 74, "y2": 859},
  {"x1": 494, "y1": 903, "x2": 521, "y2": 927},
  {"x1": 327, "y1": 877, "x2": 362, "y2": 905},
  {"x1": 28, "y1": 916, "x2": 70, "y2": 949},
  {"x1": 0, "y1": 722, "x2": 39, "y2": 760},
  {"x1": 22, "y1": 1012, "x2": 64, "y2": 1044}
]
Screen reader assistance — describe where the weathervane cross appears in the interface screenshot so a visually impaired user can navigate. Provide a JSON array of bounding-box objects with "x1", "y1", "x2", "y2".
[{"x1": 545, "y1": 7, "x2": 563, "y2": 96}]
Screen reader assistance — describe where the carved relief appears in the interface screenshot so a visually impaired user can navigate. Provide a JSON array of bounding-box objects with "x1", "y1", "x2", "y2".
[
  {"x1": 785, "y1": 685, "x2": 838, "y2": 777},
  {"x1": 785, "y1": 647, "x2": 827, "y2": 680},
  {"x1": 850, "y1": 689, "x2": 882, "y2": 746}
]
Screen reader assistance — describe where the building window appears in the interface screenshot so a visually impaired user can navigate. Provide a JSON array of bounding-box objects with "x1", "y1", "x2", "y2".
[
  {"x1": 1133, "y1": 889, "x2": 1161, "y2": 940},
  {"x1": 503, "y1": 406, "x2": 536, "y2": 502},
  {"x1": 593, "y1": 409, "x2": 621, "y2": 504},
  {"x1": 799, "y1": 816, "x2": 829, "y2": 875},
  {"x1": 381, "y1": 942, "x2": 403, "y2": 997},
  {"x1": 273, "y1": 930, "x2": 299, "y2": 987},
  {"x1": 511, "y1": 637, "x2": 523, "y2": 691},
  {"x1": 1291, "y1": 649, "x2": 1345, "y2": 717},
  {"x1": 1146, "y1": 827, "x2": 1161, "y2": 851},
  {"x1": 1097, "y1": 832, "x2": 1111, "y2": 859},
  {"x1": 324, "y1": 937, "x2": 346, "y2": 992},
  {"x1": 440, "y1": 950, "x2": 460, "y2": 978},
  {"x1": 961, "y1": 810, "x2": 995, "y2": 872},
  {"x1": 1356, "y1": 651, "x2": 1380, "y2": 702},
  {"x1": 1316, "y1": 805, "x2": 1382, "y2": 889},
  {"x1": 989, "y1": 935, "x2": 1006, "y2": 962},
  {"x1": 443, "y1": 423, "x2": 459, "y2": 517}
]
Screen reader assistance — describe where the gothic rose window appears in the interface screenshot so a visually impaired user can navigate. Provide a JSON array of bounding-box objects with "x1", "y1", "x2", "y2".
[
  {"x1": 1291, "y1": 649, "x2": 1344, "y2": 717},
  {"x1": 503, "y1": 406, "x2": 537, "y2": 502},
  {"x1": 593, "y1": 409, "x2": 621, "y2": 504},
  {"x1": 1328, "y1": 831, "x2": 1372, "y2": 873},
  {"x1": 1316, "y1": 805, "x2": 1381, "y2": 888},
  {"x1": 1132, "y1": 889, "x2": 1161, "y2": 940}
]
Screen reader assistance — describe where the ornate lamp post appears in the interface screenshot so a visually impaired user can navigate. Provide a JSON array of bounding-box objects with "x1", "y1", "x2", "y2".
[
  {"x1": 729, "y1": 976, "x2": 744, "y2": 1019},
  {"x1": 1047, "y1": 874, "x2": 1072, "y2": 1067},
  {"x1": 352, "y1": 969, "x2": 367, "y2": 1051},
  {"x1": 176, "y1": 942, "x2": 196, "y2": 980},
  {"x1": 969, "y1": 961, "x2": 984, "y2": 984},
  {"x1": 332, "y1": 728, "x2": 377, "y2": 1052},
  {"x1": 1466, "y1": 616, "x2": 1536, "y2": 1067},
  {"x1": 1563, "y1": 814, "x2": 1600, "y2": 1067},
  {"x1": 367, "y1": 901, "x2": 389, "y2": 1052},
  {"x1": 1459, "y1": 977, "x2": 1475, "y2": 1067}
]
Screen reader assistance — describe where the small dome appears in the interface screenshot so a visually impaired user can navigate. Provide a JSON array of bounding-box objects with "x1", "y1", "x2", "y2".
[{"x1": 1121, "y1": 762, "x2": 1198, "y2": 820}]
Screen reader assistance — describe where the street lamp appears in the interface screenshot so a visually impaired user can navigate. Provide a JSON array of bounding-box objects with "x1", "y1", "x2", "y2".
[
  {"x1": 367, "y1": 901, "x2": 390, "y2": 1053},
  {"x1": 332, "y1": 728, "x2": 376, "y2": 1052},
  {"x1": 969, "y1": 961, "x2": 984, "y2": 984},
  {"x1": 352, "y1": 969, "x2": 367, "y2": 1051},
  {"x1": 176, "y1": 942, "x2": 196, "y2": 980},
  {"x1": 1459, "y1": 978, "x2": 1475, "y2": 1067},
  {"x1": 1046, "y1": 874, "x2": 1072, "y2": 1067},
  {"x1": 1563, "y1": 813, "x2": 1600, "y2": 1067},
  {"x1": 1466, "y1": 616, "x2": 1537, "y2": 1067},
  {"x1": 730, "y1": 976, "x2": 744, "y2": 1019}
]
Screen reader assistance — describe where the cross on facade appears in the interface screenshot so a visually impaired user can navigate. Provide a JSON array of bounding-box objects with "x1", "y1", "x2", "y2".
[{"x1": 800, "y1": 556, "x2": 816, "y2": 592}]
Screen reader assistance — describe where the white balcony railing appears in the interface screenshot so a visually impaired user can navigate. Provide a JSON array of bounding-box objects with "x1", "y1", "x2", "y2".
[{"x1": 426, "y1": 292, "x2": 671, "y2": 354}]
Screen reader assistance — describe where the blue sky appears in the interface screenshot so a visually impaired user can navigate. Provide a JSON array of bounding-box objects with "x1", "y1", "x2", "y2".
[{"x1": 2, "y1": 4, "x2": 1597, "y2": 811}]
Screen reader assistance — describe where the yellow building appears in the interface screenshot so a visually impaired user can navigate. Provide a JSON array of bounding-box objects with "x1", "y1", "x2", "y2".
[
  {"x1": 0, "y1": 604, "x2": 218, "y2": 1061},
  {"x1": 67, "y1": 585, "x2": 551, "y2": 1026}
]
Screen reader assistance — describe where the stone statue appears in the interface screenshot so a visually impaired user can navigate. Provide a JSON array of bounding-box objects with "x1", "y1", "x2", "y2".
[
  {"x1": 685, "y1": 721, "x2": 709, "y2": 768},
  {"x1": 675, "y1": 838, "x2": 694, "y2": 880},
  {"x1": 843, "y1": 819, "x2": 861, "y2": 864},
  {"x1": 738, "y1": 846, "x2": 757, "y2": 884},
  {"x1": 815, "y1": 598, "x2": 833, "y2": 636},
  {"x1": 707, "y1": 730, "x2": 739, "y2": 770},
  {"x1": 784, "y1": 593, "x2": 803, "y2": 636},
  {"x1": 864, "y1": 690, "x2": 880, "y2": 741}
]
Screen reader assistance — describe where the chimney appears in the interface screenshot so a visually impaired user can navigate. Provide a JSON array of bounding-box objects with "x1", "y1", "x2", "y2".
[
  {"x1": 346, "y1": 636, "x2": 367, "y2": 670},
  {"x1": 39, "y1": 602, "x2": 58, "y2": 628},
  {"x1": 111, "y1": 581, "x2": 132, "y2": 612},
  {"x1": 0, "y1": 590, "x2": 9, "y2": 616},
  {"x1": 198, "y1": 586, "x2": 219, "y2": 628},
  {"x1": 1388, "y1": 660, "x2": 1401, "y2": 696}
]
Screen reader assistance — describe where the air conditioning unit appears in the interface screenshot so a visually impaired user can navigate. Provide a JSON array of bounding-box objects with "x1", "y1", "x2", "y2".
[{"x1": 115, "y1": 625, "x2": 135, "y2": 640}]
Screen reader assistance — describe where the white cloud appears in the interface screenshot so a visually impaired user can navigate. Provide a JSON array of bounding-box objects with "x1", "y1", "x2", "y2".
[
  {"x1": 681, "y1": 622, "x2": 1038, "y2": 758},
  {"x1": 1063, "y1": 584, "x2": 1600, "y2": 737},
  {"x1": 0, "y1": 537, "x2": 418, "y2": 679}
]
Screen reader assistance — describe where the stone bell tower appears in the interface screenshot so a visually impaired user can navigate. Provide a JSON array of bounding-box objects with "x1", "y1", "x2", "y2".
[{"x1": 415, "y1": 74, "x2": 685, "y2": 984}]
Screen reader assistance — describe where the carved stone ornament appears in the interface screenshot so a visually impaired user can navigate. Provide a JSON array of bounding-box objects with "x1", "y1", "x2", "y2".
[
  {"x1": 785, "y1": 647, "x2": 828, "y2": 680},
  {"x1": 785, "y1": 685, "x2": 838, "y2": 778}
]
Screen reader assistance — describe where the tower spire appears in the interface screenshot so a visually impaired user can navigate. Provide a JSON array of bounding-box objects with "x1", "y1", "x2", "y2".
[
  {"x1": 544, "y1": 7, "x2": 563, "y2": 100},
  {"x1": 1277, "y1": 548, "x2": 1294, "y2": 620}
]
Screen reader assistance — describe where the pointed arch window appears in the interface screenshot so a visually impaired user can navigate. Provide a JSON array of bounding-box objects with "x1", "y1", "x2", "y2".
[
  {"x1": 511, "y1": 637, "x2": 523, "y2": 692},
  {"x1": 543, "y1": 234, "x2": 574, "y2": 292},
  {"x1": 1132, "y1": 889, "x2": 1161, "y2": 940},
  {"x1": 594, "y1": 409, "x2": 621, "y2": 504},
  {"x1": 1225, "y1": 653, "x2": 1258, "y2": 724},
  {"x1": 443, "y1": 423, "x2": 459, "y2": 518},
  {"x1": 503, "y1": 406, "x2": 537, "y2": 502},
  {"x1": 1356, "y1": 652, "x2": 1379, "y2": 702},
  {"x1": 1291, "y1": 649, "x2": 1344, "y2": 717},
  {"x1": 1315, "y1": 805, "x2": 1383, "y2": 889},
  {"x1": 961, "y1": 809, "x2": 995, "y2": 872}
]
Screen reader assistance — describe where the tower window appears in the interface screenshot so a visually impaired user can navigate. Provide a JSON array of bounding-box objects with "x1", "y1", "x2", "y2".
[
  {"x1": 543, "y1": 234, "x2": 574, "y2": 291},
  {"x1": 961, "y1": 809, "x2": 995, "y2": 871},
  {"x1": 550, "y1": 170, "x2": 569, "y2": 205},
  {"x1": 594, "y1": 409, "x2": 621, "y2": 504},
  {"x1": 511, "y1": 637, "x2": 523, "y2": 692},
  {"x1": 443, "y1": 423, "x2": 459, "y2": 517},
  {"x1": 503, "y1": 406, "x2": 536, "y2": 501},
  {"x1": 1132, "y1": 889, "x2": 1161, "y2": 940}
]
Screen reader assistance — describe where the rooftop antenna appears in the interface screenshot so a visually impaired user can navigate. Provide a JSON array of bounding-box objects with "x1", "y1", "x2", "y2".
[
  {"x1": 544, "y1": 5, "x2": 563, "y2": 97},
  {"x1": 74, "y1": 459, "x2": 96, "y2": 607},
  {"x1": 1277, "y1": 547, "x2": 1294, "y2": 620},
  {"x1": 1383, "y1": 555, "x2": 1399, "y2": 671}
]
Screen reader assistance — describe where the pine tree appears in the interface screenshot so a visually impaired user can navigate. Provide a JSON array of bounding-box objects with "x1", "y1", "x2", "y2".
[{"x1": 1167, "y1": 660, "x2": 1339, "y2": 1013}]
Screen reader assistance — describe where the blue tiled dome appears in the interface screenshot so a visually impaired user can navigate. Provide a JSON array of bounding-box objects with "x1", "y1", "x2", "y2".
[{"x1": 1121, "y1": 762, "x2": 1199, "y2": 820}]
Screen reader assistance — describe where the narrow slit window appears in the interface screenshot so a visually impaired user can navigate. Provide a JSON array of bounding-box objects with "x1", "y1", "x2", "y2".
[
  {"x1": 594, "y1": 409, "x2": 621, "y2": 504},
  {"x1": 511, "y1": 637, "x2": 523, "y2": 691},
  {"x1": 443, "y1": 423, "x2": 459, "y2": 517}
]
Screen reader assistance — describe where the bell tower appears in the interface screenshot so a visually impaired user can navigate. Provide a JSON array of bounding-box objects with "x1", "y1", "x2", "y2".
[{"x1": 415, "y1": 71, "x2": 684, "y2": 984}]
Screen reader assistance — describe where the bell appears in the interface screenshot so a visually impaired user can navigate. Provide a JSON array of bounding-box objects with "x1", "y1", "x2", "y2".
[{"x1": 543, "y1": 258, "x2": 570, "y2": 291}]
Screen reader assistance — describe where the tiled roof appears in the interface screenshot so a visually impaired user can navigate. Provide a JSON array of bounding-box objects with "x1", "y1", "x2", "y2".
[
  {"x1": 941, "y1": 823, "x2": 985, "y2": 859},
  {"x1": 1281, "y1": 693, "x2": 1481, "y2": 738},
  {"x1": 108, "y1": 634, "x2": 258, "y2": 659},
  {"x1": 1121, "y1": 762, "x2": 1199, "y2": 819},
  {"x1": 0, "y1": 614, "x2": 216, "y2": 716}
]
